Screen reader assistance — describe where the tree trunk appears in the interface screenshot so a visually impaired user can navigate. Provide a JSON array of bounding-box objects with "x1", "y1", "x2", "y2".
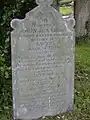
[{"x1": 75, "y1": 0, "x2": 90, "y2": 37}]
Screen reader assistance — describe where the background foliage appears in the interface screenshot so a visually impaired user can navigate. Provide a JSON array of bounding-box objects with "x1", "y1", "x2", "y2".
[{"x1": 0, "y1": 0, "x2": 37, "y2": 117}]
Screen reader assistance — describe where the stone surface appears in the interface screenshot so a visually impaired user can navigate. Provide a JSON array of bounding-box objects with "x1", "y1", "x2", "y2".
[{"x1": 11, "y1": 0, "x2": 75, "y2": 120}]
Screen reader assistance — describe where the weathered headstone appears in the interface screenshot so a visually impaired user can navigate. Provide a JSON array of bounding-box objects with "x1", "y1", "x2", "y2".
[{"x1": 11, "y1": 0, "x2": 75, "y2": 120}]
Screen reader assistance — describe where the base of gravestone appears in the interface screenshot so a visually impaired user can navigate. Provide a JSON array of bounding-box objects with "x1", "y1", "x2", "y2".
[{"x1": 15, "y1": 117, "x2": 44, "y2": 120}]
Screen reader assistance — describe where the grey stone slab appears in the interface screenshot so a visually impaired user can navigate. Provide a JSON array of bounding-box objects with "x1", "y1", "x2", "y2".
[{"x1": 11, "y1": 0, "x2": 75, "y2": 120}]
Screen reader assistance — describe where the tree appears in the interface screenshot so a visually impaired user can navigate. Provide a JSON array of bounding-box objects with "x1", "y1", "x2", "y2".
[{"x1": 74, "y1": 0, "x2": 90, "y2": 37}]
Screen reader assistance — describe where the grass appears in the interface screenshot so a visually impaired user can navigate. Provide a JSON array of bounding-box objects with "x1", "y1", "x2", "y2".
[
  {"x1": 60, "y1": 6, "x2": 73, "y2": 15},
  {"x1": 68, "y1": 42, "x2": 90, "y2": 119},
  {"x1": 59, "y1": 0, "x2": 73, "y2": 16},
  {"x1": 60, "y1": 0, "x2": 72, "y2": 3},
  {"x1": 60, "y1": 0, "x2": 73, "y2": 6},
  {"x1": 0, "y1": 42, "x2": 90, "y2": 120}
]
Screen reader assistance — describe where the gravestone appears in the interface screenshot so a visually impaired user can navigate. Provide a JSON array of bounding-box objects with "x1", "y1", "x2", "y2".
[{"x1": 11, "y1": 0, "x2": 75, "y2": 120}]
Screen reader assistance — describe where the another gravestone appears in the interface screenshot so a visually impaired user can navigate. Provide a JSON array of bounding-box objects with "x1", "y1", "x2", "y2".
[{"x1": 11, "y1": 0, "x2": 75, "y2": 120}]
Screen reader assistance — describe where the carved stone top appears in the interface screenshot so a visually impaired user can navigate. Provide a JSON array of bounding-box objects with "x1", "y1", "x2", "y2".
[{"x1": 36, "y1": 0, "x2": 53, "y2": 5}]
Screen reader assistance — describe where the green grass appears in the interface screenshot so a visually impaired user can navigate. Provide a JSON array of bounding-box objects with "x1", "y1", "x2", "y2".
[
  {"x1": 0, "y1": 42, "x2": 90, "y2": 120},
  {"x1": 69, "y1": 43, "x2": 90, "y2": 119},
  {"x1": 60, "y1": 6, "x2": 73, "y2": 15},
  {"x1": 60, "y1": 0, "x2": 72, "y2": 2},
  {"x1": 60, "y1": 0, "x2": 73, "y2": 5}
]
